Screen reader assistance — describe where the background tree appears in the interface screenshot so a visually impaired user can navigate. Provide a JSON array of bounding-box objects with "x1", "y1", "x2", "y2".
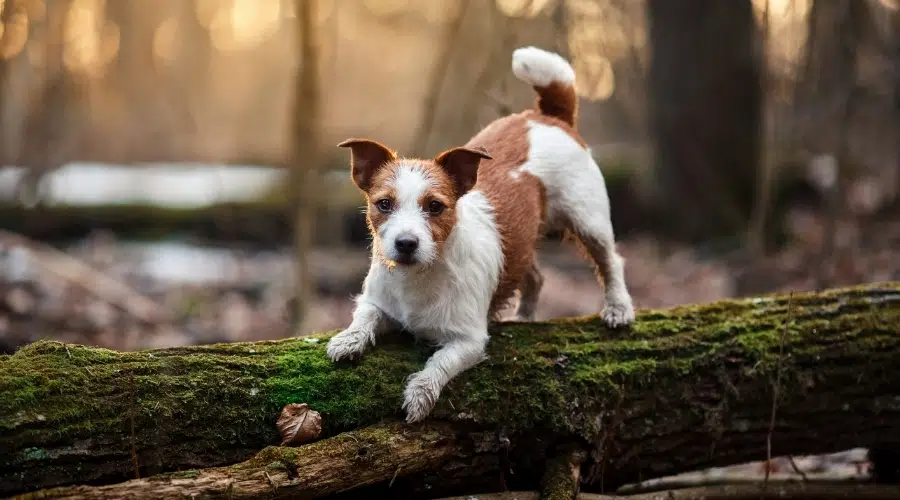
[
  {"x1": 290, "y1": 0, "x2": 322, "y2": 333},
  {"x1": 646, "y1": 0, "x2": 762, "y2": 244}
]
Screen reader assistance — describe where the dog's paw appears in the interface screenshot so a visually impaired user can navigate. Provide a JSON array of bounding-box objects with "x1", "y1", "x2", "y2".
[
  {"x1": 326, "y1": 328, "x2": 369, "y2": 362},
  {"x1": 601, "y1": 300, "x2": 635, "y2": 329},
  {"x1": 402, "y1": 372, "x2": 439, "y2": 424},
  {"x1": 511, "y1": 313, "x2": 535, "y2": 323}
]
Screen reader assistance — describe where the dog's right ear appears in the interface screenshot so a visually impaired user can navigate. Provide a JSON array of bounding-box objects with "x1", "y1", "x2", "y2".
[{"x1": 337, "y1": 138, "x2": 397, "y2": 191}]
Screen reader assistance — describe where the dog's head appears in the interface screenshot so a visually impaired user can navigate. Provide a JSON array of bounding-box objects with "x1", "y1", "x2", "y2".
[{"x1": 338, "y1": 138, "x2": 492, "y2": 268}]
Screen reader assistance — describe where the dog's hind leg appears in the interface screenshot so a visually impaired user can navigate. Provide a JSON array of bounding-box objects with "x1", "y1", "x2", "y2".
[
  {"x1": 549, "y1": 153, "x2": 635, "y2": 328},
  {"x1": 568, "y1": 222, "x2": 634, "y2": 328},
  {"x1": 513, "y1": 261, "x2": 543, "y2": 321}
]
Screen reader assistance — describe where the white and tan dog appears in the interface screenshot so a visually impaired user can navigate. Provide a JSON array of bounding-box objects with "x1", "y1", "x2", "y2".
[{"x1": 327, "y1": 46, "x2": 635, "y2": 423}]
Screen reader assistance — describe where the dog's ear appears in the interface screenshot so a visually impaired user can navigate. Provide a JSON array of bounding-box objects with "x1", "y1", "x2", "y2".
[
  {"x1": 338, "y1": 138, "x2": 397, "y2": 191},
  {"x1": 434, "y1": 146, "x2": 493, "y2": 196}
]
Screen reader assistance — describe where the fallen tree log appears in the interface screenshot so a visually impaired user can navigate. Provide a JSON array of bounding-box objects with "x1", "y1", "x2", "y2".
[
  {"x1": 2, "y1": 282, "x2": 899, "y2": 498},
  {"x1": 13, "y1": 422, "x2": 508, "y2": 500}
]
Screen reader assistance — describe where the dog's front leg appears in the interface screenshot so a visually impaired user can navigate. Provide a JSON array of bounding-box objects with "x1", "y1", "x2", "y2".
[
  {"x1": 326, "y1": 300, "x2": 389, "y2": 362},
  {"x1": 402, "y1": 332, "x2": 489, "y2": 423}
]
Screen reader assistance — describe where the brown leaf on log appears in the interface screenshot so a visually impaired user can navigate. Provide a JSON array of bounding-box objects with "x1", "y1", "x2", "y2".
[{"x1": 277, "y1": 403, "x2": 323, "y2": 446}]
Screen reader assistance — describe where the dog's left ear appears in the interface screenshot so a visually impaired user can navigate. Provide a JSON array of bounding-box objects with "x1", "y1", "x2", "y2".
[{"x1": 434, "y1": 146, "x2": 493, "y2": 196}]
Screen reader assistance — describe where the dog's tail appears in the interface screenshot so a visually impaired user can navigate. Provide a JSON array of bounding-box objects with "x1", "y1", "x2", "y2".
[{"x1": 511, "y1": 46, "x2": 578, "y2": 127}]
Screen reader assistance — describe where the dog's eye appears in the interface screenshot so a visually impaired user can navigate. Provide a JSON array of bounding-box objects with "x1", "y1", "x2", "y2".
[
  {"x1": 428, "y1": 200, "x2": 445, "y2": 216},
  {"x1": 375, "y1": 199, "x2": 393, "y2": 213}
]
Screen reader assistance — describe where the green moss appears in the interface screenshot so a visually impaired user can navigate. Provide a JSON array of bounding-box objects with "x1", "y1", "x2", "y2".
[
  {"x1": 15, "y1": 448, "x2": 49, "y2": 464},
  {"x1": 151, "y1": 469, "x2": 201, "y2": 480},
  {"x1": 1, "y1": 282, "x2": 899, "y2": 496},
  {"x1": 539, "y1": 449, "x2": 586, "y2": 500}
]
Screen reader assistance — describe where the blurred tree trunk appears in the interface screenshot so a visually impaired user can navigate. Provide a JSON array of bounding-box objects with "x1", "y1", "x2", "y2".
[
  {"x1": 411, "y1": 0, "x2": 470, "y2": 156},
  {"x1": 795, "y1": 0, "x2": 868, "y2": 289},
  {"x1": 104, "y1": 0, "x2": 168, "y2": 155},
  {"x1": 893, "y1": 7, "x2": 900, "y2": 207},
  {"x1": 646, "y1": 0, "x2": 762, "y2": 243},
  {"x1": 16, "y1": 0, "x2": 79, "y2": 205},
  {"x1": 290, "y1": 0, "x2": 322, "y2": 332},
  {"x1": 795, "y1": 0, "x2": 867, "y2": 150},
  {"x1": 0, "y1": 0, "x2": 16, "y2": 165}
]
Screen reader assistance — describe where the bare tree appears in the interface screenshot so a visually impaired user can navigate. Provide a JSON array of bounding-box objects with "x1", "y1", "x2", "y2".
[
  {"x1": 290, "y1": 0, "x2": 322, "y2": 333},
  {"x1": 646, "y1": 0, "x2": 762, "y2": 243}
]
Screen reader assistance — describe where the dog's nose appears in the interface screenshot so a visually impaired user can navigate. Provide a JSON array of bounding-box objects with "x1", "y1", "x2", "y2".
[{"x1": 395, "y1": 236, "x2": 419, "y2": 255}]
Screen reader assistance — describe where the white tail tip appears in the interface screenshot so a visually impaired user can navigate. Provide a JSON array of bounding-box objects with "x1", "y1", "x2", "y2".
[{"x1": 511, "y1": 46, "x2": 576, "y2": 88}]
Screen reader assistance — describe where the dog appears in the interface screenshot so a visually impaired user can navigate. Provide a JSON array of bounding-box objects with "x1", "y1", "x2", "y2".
[{"x1": 327, "y1": 46, "x2": 635, "y2": 423}]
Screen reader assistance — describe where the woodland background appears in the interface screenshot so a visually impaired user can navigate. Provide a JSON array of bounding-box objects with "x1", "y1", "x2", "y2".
[{"x1": 0, "y1": 0, "x2": 898, "y2": 490}]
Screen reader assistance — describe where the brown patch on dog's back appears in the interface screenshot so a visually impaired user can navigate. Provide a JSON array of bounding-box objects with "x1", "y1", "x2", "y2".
[{"x1": 464, "y1": 112, "x2": 546, "y2": 315}]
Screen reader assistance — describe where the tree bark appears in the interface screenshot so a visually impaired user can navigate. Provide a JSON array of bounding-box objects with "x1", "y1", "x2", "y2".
[
  {"x1": 1, "y1": 282, "x2": 899, "y2": 497},
  {"x1": 646, "y1": 0, "x2": 762, "y2": 243},
  {"x1": 14, "y1": 422, "x2": 506, "y2": 500}
]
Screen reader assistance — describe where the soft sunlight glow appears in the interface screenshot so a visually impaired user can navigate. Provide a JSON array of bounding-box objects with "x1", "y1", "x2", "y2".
[
  {"x1": 195, "y1": 0, "x2": 219, "y2": 28},
  {"x1": 63, "y1": 0, "x2": 119, "y2": 76},
  {"x1": 153, "y1": 16, "x2": 179, "y2": 65},
  {"x1": 751, "y1": 0, "x2": 812, "y2": 70},
  {"x1": 0, "y1": 8, "x2": 29, "y2": 60},
  {"x1": 283, "y1": 0, "x2": 335, "y2": 25},
  {"x1": 363, "y1": 0, "x2": 409, "y2": 17},
  {"x1": 573, "y1": 54, "x2": 615, "y2": 101},
  {"x1": 495, "y1": 0, "x2": 553, "y2": 19},
  {"x1": 209, "y1": 0, "x2": 283, "y2": 52}
]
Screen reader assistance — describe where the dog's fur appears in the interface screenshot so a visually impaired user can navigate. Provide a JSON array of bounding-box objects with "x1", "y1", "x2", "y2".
[{"x1": 327, "y1": 46, "x2": 635, "y2": 423}]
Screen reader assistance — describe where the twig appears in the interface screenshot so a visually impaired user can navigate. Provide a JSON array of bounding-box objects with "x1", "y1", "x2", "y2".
[
  {"x1": 764, "y1": 292, "x2": 794, "y2": 491},
  {"x1": 264, "y1": 470, "x2": 277, "y2": 495},
  {"x1": 433, "y1": 483, "x2": 900, "y2": 500},
  {"x1": 389, "y1": 466, "x2": 401, "y2": 488},
  {"x1": 602, "y1": 482, "x2": 900, "y2": 499},
  {"x1": 129, "y1": 376, "x2": 140, "y2": 480},
  {"x1": 787, "y1": 455, "x2": 809, "y2": 482}
]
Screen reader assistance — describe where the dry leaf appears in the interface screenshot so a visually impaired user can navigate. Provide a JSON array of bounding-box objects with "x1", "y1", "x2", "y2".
[{"x1": 277, "y1": 403, "x2": 322, "y2": 446}]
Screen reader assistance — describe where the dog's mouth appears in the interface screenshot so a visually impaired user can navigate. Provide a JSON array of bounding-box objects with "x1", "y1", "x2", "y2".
[{"x1": 393, "y1": 254, "x2": 416, "y2": 266}]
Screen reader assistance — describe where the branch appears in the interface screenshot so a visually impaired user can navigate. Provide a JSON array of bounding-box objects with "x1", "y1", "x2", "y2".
[
  {"x1": 20, "y1": 422, "x2": 503, "y2": 499},
  {"x1": 2, "y1": 283, "x2": 899, "y2": 497},
  {"x1": 603, "y1": 483, "x2": 900, "y2": 500}
]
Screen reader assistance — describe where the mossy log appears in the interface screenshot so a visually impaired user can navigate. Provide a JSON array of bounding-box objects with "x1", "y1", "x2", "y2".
[{"x1": 2, "y1": 282, "x2": 899, "y2": 498}]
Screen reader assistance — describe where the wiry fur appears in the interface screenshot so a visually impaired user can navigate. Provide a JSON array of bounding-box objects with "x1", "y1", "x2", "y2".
[{"x1": 328, "y1": 46, "x2": 635, "y2": 423}]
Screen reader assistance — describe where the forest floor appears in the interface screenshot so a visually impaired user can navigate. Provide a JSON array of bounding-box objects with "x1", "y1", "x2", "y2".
[{"x1": 2, "y1": 206, "x2": 897, "y2": 353}]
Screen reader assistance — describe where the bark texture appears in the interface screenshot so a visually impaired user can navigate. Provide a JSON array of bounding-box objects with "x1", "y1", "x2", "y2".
[
  {"x1": 13, "y1": 422, "x2": 503, "y2": 500},
  {"x1": 1, "y1": 283, "x2": 899, "y2": 497}
]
